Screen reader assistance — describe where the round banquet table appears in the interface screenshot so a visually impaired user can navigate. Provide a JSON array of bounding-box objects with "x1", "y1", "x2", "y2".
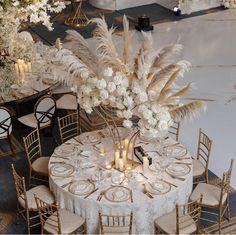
[{"x1": 49, "y1": 128, "x2": 193, "y2": 234}]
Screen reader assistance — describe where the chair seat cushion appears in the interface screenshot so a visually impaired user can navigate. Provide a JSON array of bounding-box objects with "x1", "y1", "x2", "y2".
[
  {"x1": 190, "y1": 183, "x2": 227, "y2": 207},
  {"x1": 102, "y1": 226, "x2": 130, "y2": 234},
  {"x1": 32, "y1": 156, "x2": 50, "y2": 176},
  {"x1": 18, "y1": 185, "x2": 54, "y2": 211},
  {"x1": 155, "y1": 210, "x2": 197, "y2": 234},
  {"x1": 18, "y1": 113, "x2": 51, "y2": 129},
  {"x1": 193, "y1": 159, "x2": 205, "y2": 177},
  {"x1": 44, "y1": 208, "x2": 85, "y2": 234},
  {"x1": 56, "y1": 94, "x2": 77, "y2": 110}
]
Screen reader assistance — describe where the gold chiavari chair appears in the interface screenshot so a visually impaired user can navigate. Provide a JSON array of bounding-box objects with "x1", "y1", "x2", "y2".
[
  {"x1": 57, "y1": 112, "x2": 79, "y2": 144},
  {"x1": 23, "y1": 128, "x2": 49, "y2": 186},
  {"x1": 193, "y1": 128, "x2": 212, "y2": 184},
  {"x1": 155, "y1": 196, "x2": 202, "y2": 234},
  {"x1": 11, "y1": 164, "x2": 54, "y2": 234},
  {"x1": 99, "y1": 211, "x2": 133, "y2": 235},
  {"x1": 190, "y1": 159, "x2": 233, "y2": 233},
  {"x1": 168, "y1": 121, "x2": 180, "y2": 142},
  {"x1": 34, "y1": 195, "x2": 86, "y2": 234}
]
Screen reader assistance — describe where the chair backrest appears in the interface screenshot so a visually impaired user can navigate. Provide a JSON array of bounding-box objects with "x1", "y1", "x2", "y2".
[
  {"x1": 168, "y1": 121, "x2": 180, "y2": 141},
  {"x1": 34, "y1": 195, "x2": 60, "y2": 234},
  {"x1": 57, "y1": 112, "x2": 79, "y2": 143},
  {"x1": 23, "y1": 128, "x2": 42, "y2": 165},
  {"x1": 11, "y1": 164, "x2": 28, "y2": 209},
  {"x1": 176, "y1": 196, "x2": 202, "y2": 234},
  {"x1": 0, "y1": 107, "x2": 12, "y2": 139},
  {"x1": 34, "y1": 95, "x2": 56, "y2": 129},
  {"x1": 99, "y1": 211, "x2": 133, "y2": 235},
  {"x1": 219, "y1": 159, "x2": 234, "y2": 206},
  {"x1": 196, "y1": 128, "x2": 212, "y2": 167}
]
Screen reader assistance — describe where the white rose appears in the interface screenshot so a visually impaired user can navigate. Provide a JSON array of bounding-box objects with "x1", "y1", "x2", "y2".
[
  {"x1": 147, "y1": 117, "x2": 157, "y2": 126},
  {"x1": 114, "y1": 73, "x2": 123, "y2": 85},
  {"x1": 148, "y1": 90, "x2": 157, "y2": 101},
  {"x1": 123, "y1": 96, "x2": 134, "y2": 108},
  {"x1": 142, "y1": 110, "x2": 153, "y2": 120},
  {"x1": 121, "y1": 78, "x2": 129, "y2": 88},
  {"x1": 151, "y1": 104, "x2": 160, "y2": 113},
  {"x1": 92, "y1": 97, "x2": 101, "y2": 106},
  {"x1": 100, "y1": 89, "x2": 109, "y2": 100},
  {"x1": 116, "y1": 85, "x2": 126, "y2": 96},
  {"x1": 158, "y1": 120, "x2": 169, "y2": 131},
  {"x1": 71, "y1": 85, "x2": 77, "y2": 93},
  {"x1": 116, "y1": 102, "x2": 125, "y2": 110},
  {"x1": 107, "y1": 82, "x2": 116, "y2": 93},
  {"x1": 108, "y1": 95, "x2": 116, "y2": 104},
  {"x1": 81, "y1": 85, "x2": 92, "y2": 95},
  {"x1": 103, "y1": 67, "x2": 113, "y2": 77},
  {"x1": 123, "y1": 120, "x2": 133, "y2": 128},
  {"x1": 123, "y1": 110, "x2": 133, "y2": 119},
  {"x1": 89, "y1": 77, "x2": 98, "y2": 84},
  {"x1": 80, "y1": 70, "x2": 89, "y2": 79},
  {"x1": 96, "y1": 79, "x2": 107, "y2": 89},
  {"x1": 136, "y1": 92, "x2": 148, "y2": 104},
  {"x1": 138, "y1": 104, "x2": 147, "y2": 113}
]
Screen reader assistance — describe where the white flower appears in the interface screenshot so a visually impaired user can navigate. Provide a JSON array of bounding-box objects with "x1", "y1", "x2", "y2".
[
  {"x1": 92, "y1": 96, "x2": 100, "y2": 106},
  {"x1": 100, "y1": 89, "x2": 109, "y2": 100},
  {"x1": 148, "y1": 90, "x2": 157, "y2": 101},
  {"x1": 123, "y1": 119, "x2": 133, "y2": 128},
  {"x1": 143, "y1": 109, "x2": 153, "y2": 120},
  {"x1": 96, "y1": 79, "x2": 107, "y2": 89},
  {"x1": 157, "y1": 120, "x2": 169, "y2": 131},
  {"x1": 81, "y1": 70, "x2": 89, "y2": 79},
  {"x1": 136, "y1": 92, "x2": 148, "y2": 104},
  {"x1": 81, "y1": 85, "x2": 92, "y2": 95},
  {"x1": 103, "y1": 67, "x2": 113, "y2": 77},
  {"x1": 138, "y1": 104, "x2": 147, "y2": 113},
  {"x1": 116, "y1": 102, "x2": 125, "y2": 110},
  {"x1": 121, "y1": 78, "x2": 129, "y2": 88},
  {"x1": 147, "y1": 117, "x2": 157, "y2": 126},
  {"x1": 107, "y1": 82, "x2": 116, "y2": 93},
  {"x1": 123, "y1": 110, "x2": 133, "y2": 119},
  {"x1": 117, "y1": 110, "x2": 123, "y2": 118},
  {"x1": 113, "y1": 73, "x2": 123, "y2": 85},
  {"x1": 108, "y1": 95, "x2": 116, "y2": 104},
  {"x1": 151, "y1": 104, "x2": 160, "y2": 113},
  {"x1": 123, "y1": 95, "x2": 133, "y2": 108},
  {"x1": 116, "y1": 85, "x2": 126, "y2": 96}
]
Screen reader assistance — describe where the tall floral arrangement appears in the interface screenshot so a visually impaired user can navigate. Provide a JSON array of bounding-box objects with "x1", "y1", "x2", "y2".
[
  {"x1": 51, "y1": 16, "x2": 206, "y2": 138},
  {"x1": 222, "y1": 0, "x2": 236, "y2": 8},
  {"x1": 0, "y1": 0, "x2": 65, "y2": 66}
]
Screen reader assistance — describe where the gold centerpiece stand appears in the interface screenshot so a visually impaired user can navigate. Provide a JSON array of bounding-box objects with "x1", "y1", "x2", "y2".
[{"x1": 65, "y1": 0, "x2": 88, "y2": 27}]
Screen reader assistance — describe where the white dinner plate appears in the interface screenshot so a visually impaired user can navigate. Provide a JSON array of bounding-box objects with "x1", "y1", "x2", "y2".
[
  {"x1": 54, "y1": 144, "x2": 78, "y2": 156},
  {"x1": 104, "y1": 186, "x2": 131, "y2": 202},
  {"x1": 145, "y1": 180, "x2": 171, "y2": 195},
  {"x1": 50, "y1": 163, "x2": 74, "y2": 177},
  {"x1": 68, "y1": 180, "x2": 95, "y2": 196},
  {"x1": 80, "y1": 132, "x2": 101, "y2": 144},
  {"x1": 164, "y1": 145, "x2": 187, "y2": 158},
  {"x1": 166, "y1": 163, "x2": 190, "y2": 177}
]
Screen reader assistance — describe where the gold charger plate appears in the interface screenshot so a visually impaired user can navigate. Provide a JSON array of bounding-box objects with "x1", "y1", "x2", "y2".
[
  {"x1": 145, "y1": 180, "x2": 171, "y2": 195},
  {"x1": 50, "y1": 163, "x2": 75, "y2": 177},
  {"x1": 68, "y1": 180, "x2": 95, "y2": 196},
  {"x1": 104, "y1": 186, "x2": 131, "y2": 203}
]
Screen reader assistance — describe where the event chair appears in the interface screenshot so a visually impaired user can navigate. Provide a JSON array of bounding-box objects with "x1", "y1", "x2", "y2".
[
  {"x1": 56, "y1": 93, "x2": 78, "y2": 111},
  {"x1": 34, "y1": 195, "x2": 86, "y2": 234},
  {"x1": 23, "y1": 128, "x2": 50, "y2": 186},
  {"x1": 11, "y1": 164, "x2": 54, "y2": 234},
  {"x1": 99, "y1": 211, "x2": 133, "y2": 234},
  {"x1": 193, "y1": 128, "x2": 212, "y2": 183},
  {"x1": 18, "y1": 95, "x2": 56, "y2": 131},
  {"x1": 57, "y1": 112, "x2": 79, "y2": 144},
  {"x1": 168, "y1": 121, "x2": 180, "y2": 141},
  {"x1": 154, "y1": 196, "x2": 202, "y2": 234},
  {"x1": 190, "y1": 159, "x2": 233, "y2": 233},
  {"x1": 0, "y1": 107, "x2": 15, "y2": 157}
]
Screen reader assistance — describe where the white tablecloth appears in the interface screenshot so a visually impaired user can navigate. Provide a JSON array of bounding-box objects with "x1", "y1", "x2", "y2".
[{"x1": 49, "y1": 129, "x2": 193, "y2": 234}]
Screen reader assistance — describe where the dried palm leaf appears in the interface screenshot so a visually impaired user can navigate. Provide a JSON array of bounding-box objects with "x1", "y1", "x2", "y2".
[
  {"x1": 170, "y1": 100, "x2": 206, "y2": 122},
  {"x1": 90, "y1": 17, "x2": 122, "y2": 69},
  {"x1": 168, "y1": 83, "x2": 192, "y2": 99},
  {"x1": 63, "y1": 30, "x2": 98, "y2": 71}
]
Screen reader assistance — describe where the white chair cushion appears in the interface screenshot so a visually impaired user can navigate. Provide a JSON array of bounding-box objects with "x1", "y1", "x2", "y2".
[
  {"x1": 190, "y1": 183, "x2": 227, "y2": 207},
  {"x1": 56, "y1": 94, "x2": 77, "y2": 110},
  {"x1": 32, "y1": 156, "x2": 50, "y2": 176},
  {"x1": 102, "y1": 226, "x2": 130, "y2": 234},
  {"x1": 18, "y1": 113, "x2": 51, "y2": 129},
  {"x1": 18, "y1": 185, "x2": 54, "y2": 211},
  {"x1": 0, "y1": 108, "x2": 12, "y2": 139},
  {"x1": 154, "y1": 210, "x2": 197, "y2": 234},
  {"x1": 193, "y1": 159, "x2": 205, "y2": 177},
  {"x1": 44, "y1": 208, "x2": 85, "y2": 234}
]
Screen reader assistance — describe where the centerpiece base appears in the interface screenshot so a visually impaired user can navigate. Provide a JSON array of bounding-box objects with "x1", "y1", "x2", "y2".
[{"x1": 111, "y1": 159, "x2": 141, "y2": 172}]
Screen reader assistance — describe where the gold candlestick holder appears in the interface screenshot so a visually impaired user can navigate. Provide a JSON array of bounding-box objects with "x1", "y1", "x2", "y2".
[{"x1": 65, "y1": 0, "x2": 88, "y2": 27}]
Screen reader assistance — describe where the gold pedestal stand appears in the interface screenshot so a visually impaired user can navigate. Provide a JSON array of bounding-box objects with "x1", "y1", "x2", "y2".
[
  {"x1": 65, "y1": 0, "x2": 88, "y2": 27},
  {"x1": 111, "y1": 159, "x2": 140, "y2": 173}
]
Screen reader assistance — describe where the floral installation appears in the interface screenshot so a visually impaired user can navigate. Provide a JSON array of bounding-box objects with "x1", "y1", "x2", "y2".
[
  {"x1": 50, "y1": 16, "x2": 206, "y2": 138},
  {"x1": 222, "y1": 0, "x2": 236, "y2": 8}
]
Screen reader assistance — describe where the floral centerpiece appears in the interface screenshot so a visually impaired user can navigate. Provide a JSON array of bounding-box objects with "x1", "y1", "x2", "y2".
[
  {"x1": 222, "y1": 0, "x2": 236, "y2": 8},
  {"x1": 51, "y1": 16, "x2": 206, "y2": 140}
]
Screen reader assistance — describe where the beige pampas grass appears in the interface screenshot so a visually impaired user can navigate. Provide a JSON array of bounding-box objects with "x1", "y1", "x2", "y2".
[
  {"x1": 170, "y1": 101, "x2": 207, "y2": 122},
  {"x1": 123, "y1": 15, "x2": 130, "y2": 65}
]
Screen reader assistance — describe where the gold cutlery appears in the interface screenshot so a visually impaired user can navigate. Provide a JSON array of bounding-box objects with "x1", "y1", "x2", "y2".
[
  {"x1": 84, "y1": 188, "x2": 98, "y2": 199},
  {"x1": 50, "y1": 161, "x2": 66, "y2": 164},
  {"x1": 73, "y1": 137, "x2": 83, "y2": 145},
  {"x1": 97, "y1": 190, "x2": 105, "y2": 201},
  {"x1": 130, "y1": 190, "x2": 133, "y2": 203},
  {"x1": 61, "y1": 180, "x2": 73, "y2": 188},
  {"x1": 165, "y1": 172, "x2": 185, "y2": 181},
  {"x1": 55, "y1": 156, "x2": 69, "y2": 160},
  {"x1": 139, "y1": 172, "x2": 149, "y2": 180},
  {"x1": 157, "y1": 178, "x2": 177, "y2": 188},
  {"x1": 143, "y1": 185, "x2": 154, "y2": 199},
  {"x1": 173, "y1": 162, "x2": 192, "y2": 166},
  {"x1": 98, "y1": 131, "x2": 105, "y2": 138}
]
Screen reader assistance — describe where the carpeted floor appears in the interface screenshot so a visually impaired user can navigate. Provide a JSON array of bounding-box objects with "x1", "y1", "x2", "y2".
[{"x1": 28, "y1": 1, "x2": 225, "y2": 45}]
